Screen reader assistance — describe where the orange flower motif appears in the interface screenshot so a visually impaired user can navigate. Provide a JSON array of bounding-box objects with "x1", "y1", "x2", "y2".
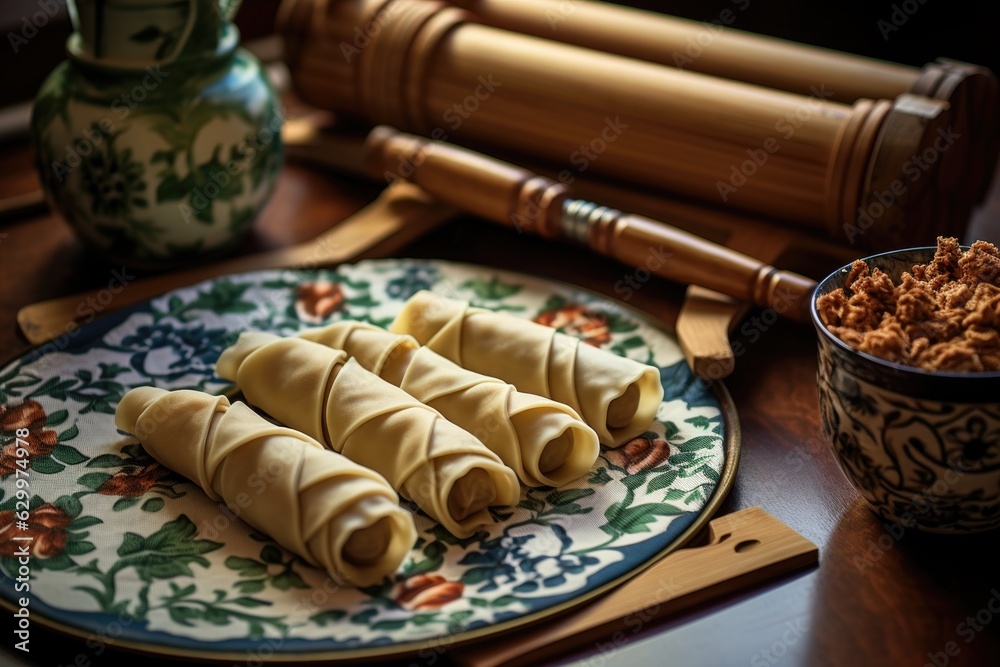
[
  {"x1": 391, "y1": 574, "x2": 464, "y2": 610},
  {"x1": 96, "y1": 463, "x2": 170, "y2": 497},
  {"x1": 0, "y1": 400, "x2": 58, "y2": 477},
  {"x1": 606, "y1": 435, "x2": 671, "y2": 474},
  {"x1": 295, "y1": 281, "x2": 345, "y2": 324},
  {"x1": 534, "y1": 304, "x2": 612, "y2": 347},
  {"x1": 0, "y1": 503, "x2": 71, "y2": 558}
]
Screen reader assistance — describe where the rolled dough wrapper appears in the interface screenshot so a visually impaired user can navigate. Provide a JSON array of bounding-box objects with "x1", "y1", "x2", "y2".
[
  {"x1": 216, "y1": 333, "x2": 520, "y2": 538},
  {"x1": 114, "y1": 387, "x2": 415, "y2": 587},
  {"x1": 390, "y1": 291, "x2": 664, "y2": 446},
  {"x1": 300, "y1": 322, "x2": 600, "y2": 487}
]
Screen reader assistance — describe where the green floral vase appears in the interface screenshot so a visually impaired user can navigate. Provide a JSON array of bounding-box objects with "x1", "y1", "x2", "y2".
[{"x1": 30, "y1": 0, "x2": 282, "y2": 266}]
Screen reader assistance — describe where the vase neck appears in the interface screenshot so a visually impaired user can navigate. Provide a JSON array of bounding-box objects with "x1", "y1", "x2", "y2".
[{"x1": 66, "y1": 0, "x2": 241, "y2": 71}]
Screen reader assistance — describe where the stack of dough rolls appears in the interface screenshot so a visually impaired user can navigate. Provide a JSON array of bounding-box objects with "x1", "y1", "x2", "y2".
[
  {"x1": 114, "y1": 387, "x2": 416, "y2": 586},
  {"x1": 391, "y1": 291, "x2": 664, "y2": 446},
  {"x1": 299, "y1": 321, "x2": 600, "y2": 487},
  {"x1": 216, "y1": 333, "x2": 520, "y2": 538}
]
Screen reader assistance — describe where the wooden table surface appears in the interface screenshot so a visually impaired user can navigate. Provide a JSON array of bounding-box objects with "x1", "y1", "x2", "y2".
[{"x1": 1, "y1": 132, "x2": 999, "y2": 667}]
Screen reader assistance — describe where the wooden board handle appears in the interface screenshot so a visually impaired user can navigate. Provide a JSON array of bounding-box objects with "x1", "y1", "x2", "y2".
[
  {"x1": 17, "y1": 182, "x2": 456, "y2": 346},
  {"x1": 452, "y1": 507, "x2": 818, "y2": 667}
]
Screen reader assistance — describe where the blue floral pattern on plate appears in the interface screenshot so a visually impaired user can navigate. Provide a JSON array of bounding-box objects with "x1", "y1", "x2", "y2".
[{"x1": 0, "y1": 259, "x2": 731, "y2": 660}]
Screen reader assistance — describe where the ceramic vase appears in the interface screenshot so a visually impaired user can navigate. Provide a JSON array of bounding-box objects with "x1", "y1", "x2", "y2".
[{"x1": 30, "y1": 0, "x2": 282, "y2": 267}]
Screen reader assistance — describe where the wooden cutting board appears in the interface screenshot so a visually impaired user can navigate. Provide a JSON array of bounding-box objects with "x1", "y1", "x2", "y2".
[{"x1": 452, "y1": 506, "x2": 818, "y2": 667}]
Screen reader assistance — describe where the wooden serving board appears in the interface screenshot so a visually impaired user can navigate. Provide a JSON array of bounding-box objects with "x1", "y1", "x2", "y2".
[{"x1": 453, "y1": 507, "x2": 818, "y2": 667}]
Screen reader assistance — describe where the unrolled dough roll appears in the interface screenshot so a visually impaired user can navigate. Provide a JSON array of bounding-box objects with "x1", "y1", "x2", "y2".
[
  {"x1": 114, "y1": 387, "x2": 416, "y2": 586},
  {"x1": 216, "y1": 333, "x2": 520, "y2": 538},
  {"x1": 300, "y1": 322, "x2": 600, "y2": 487},
  {"x1": 390, "y1": 291, "x2": 664, "y2": 446}
]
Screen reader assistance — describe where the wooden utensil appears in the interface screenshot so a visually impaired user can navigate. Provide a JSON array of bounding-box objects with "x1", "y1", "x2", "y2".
[
  {"x1": 282, "y1": 116, "x2": 859, "y2": 379},
  {"x1": 364, "y1": 126, "x2": 819, "y2": 322},
  {"x1": 280, "y1": 0, "x2": 957, "y2": 250},
  {"x1": 452, "y1": 506, "x2": 818, "y2": 667},
  {"x1": 450, "y1": 0, "x2": 999, "y2": 208},
  {"x1": 17, "y1": 181, "x2": 457, "y2": 346}
]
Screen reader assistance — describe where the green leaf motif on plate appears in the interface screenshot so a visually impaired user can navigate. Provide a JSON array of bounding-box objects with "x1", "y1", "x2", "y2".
[
  {"x1": 0, "y1": 259, "x2": 727, "y2": 653},
  {"x1": 684, "y1": 415, "x2": 712, "y2": 430},
  {"x1": 24, "y1": 372, "x2": 125, "y2": 416},
  {"x1": 77, "y1": 472, "x2": 112, "y2": 490},
  {"x1": 98, "y1": 362, "x2": 130, "y2": 380},
  {"x1": 602, "y1": 501, "x2": 686, "y2": 538},
  {"x1": 0, "y1": 366, "x2": 41, "y2": 402},
  {"x1": 462, "y1": 276, "x2": 523, "y2": 302},
  {"x1": 44, "y1": 409, "x2": 68, "y2": 427},
  {"x1": 311, "y1": 610, "x2": 347, "y2": 626},
  {"x1": 113, "y1": 497, "x2": 140, "y2": 511},
  {"x1": 224, "y1": 544, "x2": 311, "y2": 594},
  {"x1": 163, "y1": 280, "x2": 257, "y2": 320},
  {"x1": 31, "y1": 456, "x2": 65, "y2": 474}
]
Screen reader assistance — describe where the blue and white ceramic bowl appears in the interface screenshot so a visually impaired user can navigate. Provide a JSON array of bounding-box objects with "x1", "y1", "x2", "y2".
[{"x1": 812, "y1": 247, "x2": 1000, "y2": 534}]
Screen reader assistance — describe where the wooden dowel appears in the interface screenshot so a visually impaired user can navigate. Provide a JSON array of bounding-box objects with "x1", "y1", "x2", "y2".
[
  {"x1": 365, "y1": 126, "x2": 818, "y2": 321},
  {"x1": 280, "y1": 115, "x2": 859, "y2": 274},
  {"x1": 451, "y1": 0, "x2": 921, "y2": 101}
]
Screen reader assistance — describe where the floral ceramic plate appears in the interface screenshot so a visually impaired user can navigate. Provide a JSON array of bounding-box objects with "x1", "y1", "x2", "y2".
[{"x1": 0, "y1": 259, "x2": 738, "y2": 662}]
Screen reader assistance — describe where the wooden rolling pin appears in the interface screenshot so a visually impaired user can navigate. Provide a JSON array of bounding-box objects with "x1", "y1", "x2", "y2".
[
  {"x1": 365, "y1": 125, "x2": 818, "y2": 321},
  {"x1": 451, "y1": 0, "x2": 977, "y2": 101},
  {"x1": 451, "y1": 0, "x2": 998, "y2": 207},
  {"x1": 279, "y1": 0, "x2": 955, "y2": 250}
]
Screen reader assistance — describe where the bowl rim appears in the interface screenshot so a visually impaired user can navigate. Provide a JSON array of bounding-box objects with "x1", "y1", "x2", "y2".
[{"x1": 811, "y1": 244, "x2": 1000, "y2": 380}]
